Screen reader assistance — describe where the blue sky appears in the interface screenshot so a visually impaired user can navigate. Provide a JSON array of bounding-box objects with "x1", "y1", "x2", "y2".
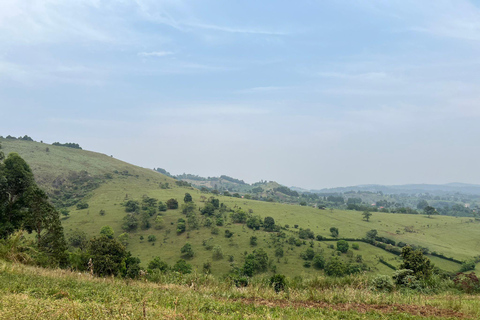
[{"x1": 1, "y1": 0, "x2": 480, "y2": 189}]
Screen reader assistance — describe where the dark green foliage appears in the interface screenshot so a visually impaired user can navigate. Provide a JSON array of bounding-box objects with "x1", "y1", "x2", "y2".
[
  {"x1": 68, "y1": 230, "x2": 87, "y2": 248},
  {"x1": 176, "y1": 218, "x2": 186, "y2": 234},
  {"x1": 148, "y1": 235, "x2": 156, "y2": 242},
  {"x1": 270, "y1": 274, "x2": 287, "y2": 292},
  {"x1": 166, "y1": 198, "x2": 179, "y2": 209},
  {"x1": 183, "y1": 193, "x2": 193, "y2": 203},
  {"x1": 366, "y1": 229, "x2": 377, "y2": 240},
  {"x1": 230, "y1": 209, "x2": 248, "y2": 223},
  {"x1": 200, "y1": 203, "x2": 215, "y2": 216},
  {"x1": 100, "y1": 226, "x2": 114, "y2": 239},
  {"x1": 158, "y1": 201, "x2": 167, "y2": 212},
  {"x1": 172, "y1": 259, "x2": 192, "y2": 274},
  {"x1": 215, "y1": 216, "x2": 224, "y2": 226},
  {"x1": 99, "y1": 209, "x2": 105, "y2": 216},
  {"x1": 76, "y1": 202, "x2": 89, "y2": 210},
  {"x1": 208, "y1": 197, "x2": 220, "y2": 208},
  {"x1": 181, "y1": 242, "x2": 194, "y2": 258},
  {"x1": 275, "y1": 247, "x2": 284, "y2": 258},
  {"x1": 298, "y1": 228, "x2": 314, "y2": 239},
  {"x1": 460, "y1": 260, "x2": 476, "y2": 272},
  {"x1": 122, "y1": 214, "x2": 138, "y2": 231},
  {"x1": 224, "y1": 230, "x2": 233, "y2": 238},
  {"x1": 423, "y1": 206, "x2": 437, "y2": 218},
  {"x1": 351, "y1": 243, "x2": 360, "y2": 250},
  {"x1": 181, "y1": 202, "x2": 196, "y2": 215},
  {"x1": 329, "y1": 227, "x2": 339, "y2": 238},
  {"x1": 316, "y1": 235, "x2": 324, "y2": 241},
  {"x1": 263, "y1": 216, "x2": 276, "y2": 231},
  {"x1": 336, "y1": 240, "x2": 349, "y2": 253},
  {"x1": 362, "y1": 211, "x2": 372, "y2": 221},
  {"x1": 124, "y1": 200, "x2": 140, "y2": 213},
  {"x1": 123, "y1": 252, "x2": 141, "y2": 279},
  {"x1": 324, "y1": 256, "x2": 346, "y2": 276},
  {"x1": 273, "y1": 186, "x2": 299, "y2": 197},
  {"x1": 87, "y1": 236, "x2": 127, "y2": 277},
  {"x1": 250, "y1": 236, "x2": 257, "y2": 246},
  {"x1": 52, "y1": 142, "x2": 82, "y2": 149},
  {"x1": 301, "y1": 248, "x2": 315, "y2": 260},
  {"x1": 246, "y1": 215, "x2": 262, "y2": 230},
  {"x1": 313, "y1": 253, "x2": 326, "y2": 269},
  {"x1": 203, "y1": 261, "x2": 212, "y2": 274},
  {"x1": 0, "y1": 153, "x2": 67, "y2": 265},
  {"x1": 400, "y1": 246, "x2": 434, "y2": 279},
  {"x1": 242, "y1": 248, "x2": 269, "y2": 277}
]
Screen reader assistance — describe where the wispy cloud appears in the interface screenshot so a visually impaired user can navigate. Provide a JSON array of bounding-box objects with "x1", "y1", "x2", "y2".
[
  {"x1": 138, "y1": 51, "x2": 174, "y2": 57},
  {"x1": 150, "y1": 105, "x2": 270, "y2": 117},
  {"x1": 237, "y1": 86, "x2": 286, "y2": 94},
  {"x1": 186, "y1": 22, "x2": 289, "y2": 35}
]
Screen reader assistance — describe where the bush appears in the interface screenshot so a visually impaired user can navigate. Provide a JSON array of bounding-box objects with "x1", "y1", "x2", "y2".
[
  {"x1": 100, "y1": 226, "x2": 114, "y2": 239},
  {"x1": 166, "y1": 198, "x2": 179, "y2": 209},
  {"x1": 212, "y1": 245, "x2": 223, "y2": 260},
  {"x1": 454, "y1": 272, "x2": 480, "y2": 293},
  {"x1": 270, "y1": 274, "x2": 287, "y2": 292},
  {"x1": 225, "y1": 230, "x2": 233, "y2": 238},
  {"x1": 336, "y1": 240, "x2": 349, "y2": 253},
  {"x1": 76, "y1": 202, "x2": 89, "y2": 210},
  {"x1": 313, "y1": 253, "x2": 325, "y2": 269},
  {"x1": 351, "y1": 243, "x2": 359, "y2": 250},
  {"x1": 329, "y1": 227, "x2": 339, "y2": 238},
  {"x1": 250, "y1": 236, "x2": 257, "y2": 246},
  {"x1": 148, "y1": 235, "x2": 156, "y2": 242},
  {"x1": 147, "y1": 257, "x2": 169, "y2": 272},
  {"x1": 158, "y1": 201, "x2": 167, "y2": 212},
  {"x1": 460, "y1": 260, "x2": 476, "y2": 272},
  {"x1": 371, "y1": 275, "x2": 394, "y2": 292},
  {"x1": 181, "y1": 243, "x2": 194, "y2": 258},
  {"x1": 324, "y1": 257, "x2": 346, "y2": 277},
  {"x1": 172, "y1": 259, "x2": 192, "y2": 274}
]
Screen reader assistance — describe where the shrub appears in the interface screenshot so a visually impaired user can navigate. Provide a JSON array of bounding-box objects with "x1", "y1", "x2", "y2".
[
  {"x1": 158, "y1": 201, "x2": 167, "y2": 212},
  {"x1": 148, "y1": 257, "x2": 169, "y2": 272},
  {"x1": 166, "y1": 198, "x2": 179, "y2": 209},
  {"x1": 460, "y1": 260, "x2": 476, "y2": 272},
  {"x1": 148, "y1": 235, "x2": 156, "y2": 242},
  {"x1": 400, "y1": 246, "x2": 433, "y2": 279},
  {"x1": 351, "y1": 243, "x2": 359, "y2": 250},
  {"x1": 100, "y1": 226, "x2": 114, "y2": 239},
  {"x1": 212, "y1": 245, "x2": 223, "y2": 260},
  {"x1": 250, "y1": 236, "x2": 257, "y2": 246},
  {"x1": 454, "y1": 272, "x2": 480, "y2": 293},
  {"x1": 76, "y1": 202, "x2": 89, "y2": 210},
  {"x1": 270, "y1": 274, "x2": 287, "y2": 293},
  {"x1": 172, "y1": 259, "x2": 192, "y2": 274},
  {"x1": 225, "y1": 230, "x2": 233, "y2": 238},
  {"x1": 313, "y1": 253, "x2": 326, "y2": 269},
  {"x1": 324, "y1": 257, "x2": 346, "y2": 277},
  {"x1": 336, "y1": 240, "x2": 349, "y2": 253},
  {"x1": 371, "y1": 275, "x2": 394, "y2": 292},
  {"x1": 181, "y1": 243, "x2": 194, "y2": 258},
  {"x1": 329, "y1": 227, "x2": 339, "y2": 238}
]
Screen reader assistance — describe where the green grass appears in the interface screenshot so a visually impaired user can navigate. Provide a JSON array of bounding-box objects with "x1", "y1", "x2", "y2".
[
  {"x1": 2, "y1": 138, "x2": 475, "y2": 277},
  {"x1": 0, "y1": 260, "x2": 478, "y2": 319}
]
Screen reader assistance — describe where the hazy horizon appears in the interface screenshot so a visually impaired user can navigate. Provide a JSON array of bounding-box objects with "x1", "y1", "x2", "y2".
[{"x1": 2, "y1": 1, "x2": 480, "y2": 189}]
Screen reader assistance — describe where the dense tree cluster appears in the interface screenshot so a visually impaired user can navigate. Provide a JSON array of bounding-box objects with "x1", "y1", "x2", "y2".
[{"x1": 0, "y1": 150, "x2": 67, "y2": 266}]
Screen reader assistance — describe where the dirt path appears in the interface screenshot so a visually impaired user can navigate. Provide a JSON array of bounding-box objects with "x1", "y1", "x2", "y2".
[{"x1": 232, "y1": 297, "x2": 470, "y2": 319}]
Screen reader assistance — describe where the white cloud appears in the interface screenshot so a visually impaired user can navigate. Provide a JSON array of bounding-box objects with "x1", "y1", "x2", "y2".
[
  {"x1": 138, "y1": 51, "x2": 174, "y2": 57},
  {"x1": 185, "y1": 22, "x2": 289, "y2": 35}
]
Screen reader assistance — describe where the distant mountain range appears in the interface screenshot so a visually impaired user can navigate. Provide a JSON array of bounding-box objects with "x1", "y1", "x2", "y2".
[{"x1": 292, "y1": 183, "x2": 480, "y2": 195}]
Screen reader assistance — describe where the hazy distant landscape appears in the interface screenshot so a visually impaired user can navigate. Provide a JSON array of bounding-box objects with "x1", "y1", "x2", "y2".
[{"x1": 2, "y1": 0, "x2": 480, "y2": 319}]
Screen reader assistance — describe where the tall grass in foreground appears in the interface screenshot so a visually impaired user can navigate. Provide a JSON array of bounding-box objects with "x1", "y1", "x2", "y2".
[{"x1": 1, "y1": 260, "x2": 480, "y2": 319}]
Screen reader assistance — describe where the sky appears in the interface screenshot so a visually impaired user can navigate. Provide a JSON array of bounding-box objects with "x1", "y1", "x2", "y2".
[{"x1": 1, "y1": 0, "x2": 480, "y2": 189}]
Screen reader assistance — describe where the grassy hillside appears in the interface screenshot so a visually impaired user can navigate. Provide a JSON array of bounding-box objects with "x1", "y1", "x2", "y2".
[
  {"x1": 2, "y1": 138, "x2": 479, "y2": 277},
  {"x1": 1, "y1": 260, "x2": 478, "y2": 320}
]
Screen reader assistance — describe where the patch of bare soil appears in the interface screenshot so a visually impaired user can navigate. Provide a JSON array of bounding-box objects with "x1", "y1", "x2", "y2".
[{"x1": 232, "y1": 298, "x2": 470, "y2": 319}]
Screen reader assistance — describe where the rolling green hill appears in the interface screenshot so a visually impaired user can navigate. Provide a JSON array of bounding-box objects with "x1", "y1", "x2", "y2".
[{"x1": 1, "y1": 138, "x2": 479, "y2": 277}]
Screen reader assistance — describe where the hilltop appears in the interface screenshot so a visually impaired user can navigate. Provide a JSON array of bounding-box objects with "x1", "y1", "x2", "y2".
[{"x1": 1, "y1": 137, "x2": 479, "y2": 277}]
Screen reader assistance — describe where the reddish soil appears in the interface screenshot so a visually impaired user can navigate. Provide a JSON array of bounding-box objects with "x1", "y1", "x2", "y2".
[{"x1": 232, "y1": 297, "x2": 470, "y2": 319}]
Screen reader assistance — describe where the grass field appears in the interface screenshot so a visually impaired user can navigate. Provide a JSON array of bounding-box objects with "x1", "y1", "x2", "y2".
[
  {"x1": 1, "y1": 138, "x2": 476, "y2": 277},
  {"x1": 1, "y1": 260, "x2": 479, "y2": 320}
]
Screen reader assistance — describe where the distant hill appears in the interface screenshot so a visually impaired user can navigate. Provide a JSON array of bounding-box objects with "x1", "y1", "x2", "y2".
[
  {"x1": 2, "y1": 137, "x2": 479, "y2": 276},
  {"x1": 310, "y1": 183, "x2": 480, "y2": 195}
]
